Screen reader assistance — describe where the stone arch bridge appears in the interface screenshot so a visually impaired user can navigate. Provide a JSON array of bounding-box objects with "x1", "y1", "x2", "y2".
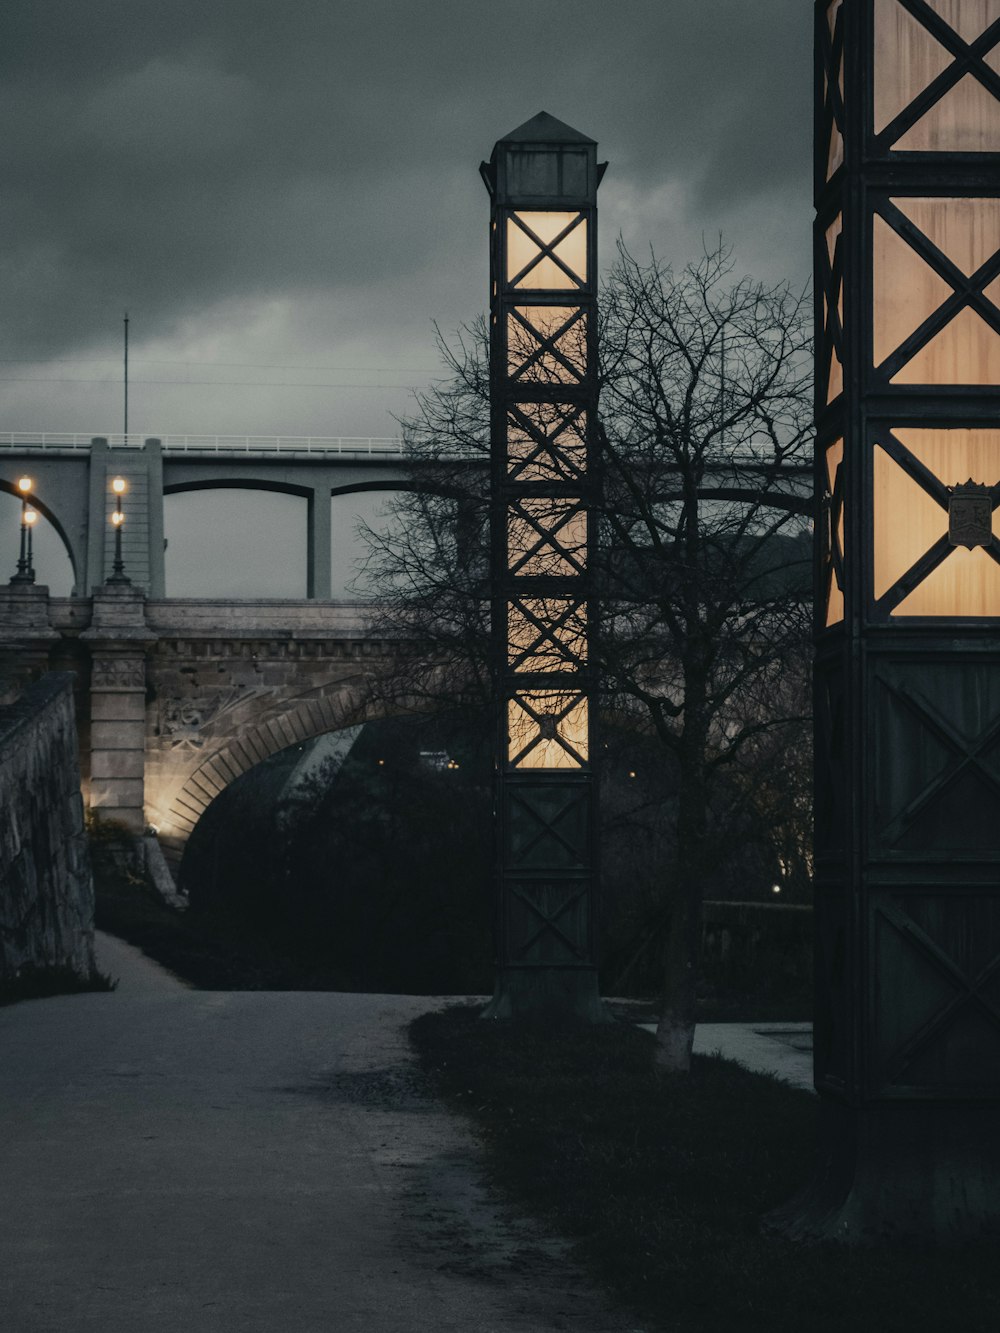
[
  {"x1": 0, "y1": 582, "x2": 402, "y2": 873},
  {"x1": 0, "y1": 434, "x2": 811, "y2": 877}
]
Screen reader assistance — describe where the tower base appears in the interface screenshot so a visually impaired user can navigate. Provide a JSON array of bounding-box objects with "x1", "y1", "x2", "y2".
[
  {"x1": 765, "y1": 1097, "x2": 1000, "y2": 1244},
  {"x1": 482, "y1": 967, "x2": 611, "y2": 1023}
]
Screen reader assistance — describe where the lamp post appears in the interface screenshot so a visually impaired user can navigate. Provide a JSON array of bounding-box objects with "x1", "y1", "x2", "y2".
[
  {"x1": 777, "y1": 0, "x2": 1000, "y2": 1241},
  {"x1": 10, "y1": 475, "x2": 36, "y2": 584},
  {"x1": 107, "y1": 476, "x2": 131, "y2": 585},
  {"x1": 481, "y1": 112, "x2": 608, "y2": 1021}
]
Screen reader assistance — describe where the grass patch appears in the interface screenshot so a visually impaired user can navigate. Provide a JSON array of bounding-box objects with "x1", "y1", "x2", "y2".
[
  {"x1": 409, "y1": 1004, "x2": 999, "y2": 1333},
  {"x1": 0, "y1": 963, "x2": 116, "y2": 1007}
]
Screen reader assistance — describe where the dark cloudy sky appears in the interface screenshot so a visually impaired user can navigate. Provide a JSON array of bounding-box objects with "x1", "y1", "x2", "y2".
[
  {"x1": 2, "y1": 0, "x2": 811, "y2": 438},
  {"x1": 1, "y1": 0, "x2": 811, "y2": 595}
]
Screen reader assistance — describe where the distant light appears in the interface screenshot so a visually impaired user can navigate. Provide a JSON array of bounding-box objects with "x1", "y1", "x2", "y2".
[
  {"x1": 17, "y1": 476, "x2": 32, "y2": 494},
  {"x1": 377, "y1": 758, "x2": 385, "y2": 766},
  {"x1": 772, "y1": 883, "x2": 782, "y2": 894},
  {"x1": 24, "y1": 507, "x2": 37, "y2": 526},
  {"x1": 447, "y1": 758, "x2": 460, "y2": 770},
  {"x1": 628, "y1": 770, "x2": 637, "y2": 779},
  {"x1": 112, "y1": 477, "x2": 126, "y2": 494}
]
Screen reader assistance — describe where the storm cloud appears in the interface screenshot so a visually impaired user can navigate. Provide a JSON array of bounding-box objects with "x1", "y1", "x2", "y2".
[{"x1": 1, "y1": 0, "x2": 811, "y2": 438}]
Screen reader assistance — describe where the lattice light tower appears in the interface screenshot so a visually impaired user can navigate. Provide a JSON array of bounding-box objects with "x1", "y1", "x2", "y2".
[
  {"x1": 793, "y1": 0, "x2": 1000, "y2": 1239},
  {"x1": 480, "y1": 113, "x2": 608, "y2": 1021}
]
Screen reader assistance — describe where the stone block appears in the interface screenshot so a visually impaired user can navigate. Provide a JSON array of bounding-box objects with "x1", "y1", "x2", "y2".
[
  {"x1": 90, "y1": 692, "x2": 147, "y2": 722},
  {"x1": 90, "y1": 720, "x2": 145, "y2": 751},
  {"x1": 90, "y1": 749, "x2": 145, "y2": 780},
  {"x1": 89, "y1": 777, "x2": 144, "y2": 810}
]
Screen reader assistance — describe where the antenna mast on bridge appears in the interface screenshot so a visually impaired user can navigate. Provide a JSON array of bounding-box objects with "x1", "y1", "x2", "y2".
[{"x1": 123, "y1": 311, "x2": 129, "y2": 445}]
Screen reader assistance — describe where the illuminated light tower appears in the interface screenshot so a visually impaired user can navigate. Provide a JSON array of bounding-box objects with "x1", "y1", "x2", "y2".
[
  {"x1": 10, "y1": 475, "x2": 37, "y2": 585},
  {"x1": 481, "y1": 112, "x2": 608, "y2": 1021},
  {"x1": 107, "y1": 476, "x2": 131, "y2": 585},
  {"x1": 776, "y1": 0, "x2": 1000, "y2": 1241}
]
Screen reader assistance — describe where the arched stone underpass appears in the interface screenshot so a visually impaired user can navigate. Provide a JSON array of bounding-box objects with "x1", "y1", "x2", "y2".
[{"x1": 151, "y1": 670, "x2": 390, "y2": 872}]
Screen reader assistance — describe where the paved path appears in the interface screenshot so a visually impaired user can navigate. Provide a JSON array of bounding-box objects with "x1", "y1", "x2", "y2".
[
  {"x1": 639, "y1": 1021, "x2": 814, "y2": 1092},
  {"x1": 0, "y1": 935, "x2": 637, "y2": 1333}
]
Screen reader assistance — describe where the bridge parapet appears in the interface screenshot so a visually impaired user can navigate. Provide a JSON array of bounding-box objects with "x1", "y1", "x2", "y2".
[{"x1": 1, "y1": 433, "x2": 406, "y2": 456}]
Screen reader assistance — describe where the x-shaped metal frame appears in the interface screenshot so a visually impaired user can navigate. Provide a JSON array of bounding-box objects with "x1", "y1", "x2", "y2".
[
  {"x1": 507, "y1": 306, "x2": 587, "y2": 384},
  {"x1": 507, "y1": 596, "x2": 588, "y2": 673},
  {"x1": 874, "y1": 0, "x2": 1000, "y2": 150},
  {"x1": 506, "y1": 402, "x2": 587, "y2": 484},
  {"x1": 508, "y1": 692, "x2": 588, "y2": 768},
  {"x1": 507, "y1": 784, "x2": 588, "y2": 865},
  {"x1": 507, "y1": 496, "x2": 588, "y2": 577},
  {"x1": 874, "y1": 198, "x2": 1000, "y2": 381},
  {"x1": 872, "y1": 429, "x2": 1000, "y2": 617},
  {"x1": 507, "y1": 211, "x2": 587, "y2": 290},
  {"x1": 877, "y1": 895, "x2": 1000, "y2": 1086},
  {"x1": 508, "y1": 879, "x2": 589, "y2": 962},
  {"x1": 879, "y1": 673, "x2": 1000, "y2": 843}
]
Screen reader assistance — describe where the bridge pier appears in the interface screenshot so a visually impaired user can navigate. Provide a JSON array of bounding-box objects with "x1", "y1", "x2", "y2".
[
  {"x1": 307, "y1": 473, "x2": 333, "y2": 599},
  {"x1": 81, "y1": 586, "x2": 154, "y2": 834}
]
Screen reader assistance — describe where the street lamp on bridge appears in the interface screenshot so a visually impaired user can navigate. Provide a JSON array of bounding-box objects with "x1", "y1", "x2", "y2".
[
  {"x1": 10, "y1": 475, "x2": 36, "y2": 585},
  {"x1": 107, "y1": 476, "x2": 131, "y2": 585}
]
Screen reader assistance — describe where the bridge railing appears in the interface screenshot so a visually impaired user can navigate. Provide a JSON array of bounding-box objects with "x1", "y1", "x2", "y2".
[{"x1": 0, "y1": 433, "x2": 406, "y2": 456}]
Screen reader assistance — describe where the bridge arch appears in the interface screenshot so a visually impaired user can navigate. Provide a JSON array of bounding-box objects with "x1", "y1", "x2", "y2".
[{"x1": 150, "y1": 668, "x2": 407, "y2": 872}]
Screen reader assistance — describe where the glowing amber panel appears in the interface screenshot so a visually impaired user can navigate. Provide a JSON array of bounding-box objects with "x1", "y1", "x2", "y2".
[
  {"x1": 874, "y1": 0, "x2": 951, "y2": 134},
  {"x1": 507, "y1": 213, "x2": 587, "y2": 289},
  {"x1": 874, "y1": 429, "x2": 1000, "y2": 616},
  {"x1": 508, "y1": 307, "x2": 587, "y2": 383},
  {"x1": 873, "y1": 444, "x2": 947, "y2": 598},
  {"x1": 507, "y1": 498, "x2": 587, "y2": 576},
  {"x1": 924, "y1": 0, "x2": 1000, "y2": 43},
  {"x1": 875, "y1": 0, "x2": 1000, "y2": 149},
  {"x1": 508, "y1": 599, "x2": 587, "y2": 673},
  {"x1": 873, "y1": 204, "x2": 1000, "y2": 382},
  {"x1": 891, "y1": 307, "x2": 1000, "y2": 385},
  {"x1": 507, "y1": 403, "x2": 587, "y2": 482},
  {"x1": 872, "y1": 213, "x2": 952, "y2": 368},
  {"x1": 508, "y1": 692, "x2": 589, "y2": 769}
]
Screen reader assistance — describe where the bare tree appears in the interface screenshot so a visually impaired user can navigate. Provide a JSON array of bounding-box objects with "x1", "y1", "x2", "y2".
[{"x1": 360, "y1": 239, "x2": 813, "y2": 1071}]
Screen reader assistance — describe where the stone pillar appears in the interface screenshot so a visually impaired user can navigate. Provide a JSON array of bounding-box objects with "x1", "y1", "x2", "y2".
[
  {"x1": 307, "y1": 477, "x2": 333, "y2": 599},
  {"x1": 81, "y1": 585, "x2": 154, "y2": 835}
]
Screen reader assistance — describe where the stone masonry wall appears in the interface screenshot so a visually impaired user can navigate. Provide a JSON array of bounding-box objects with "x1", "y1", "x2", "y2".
[{"x1": 0, "y1": 673, "x2": 95, "y2": 982}]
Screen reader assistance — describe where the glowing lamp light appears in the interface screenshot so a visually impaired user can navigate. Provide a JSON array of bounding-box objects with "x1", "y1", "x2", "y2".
[
  {"x1": 106, "y1": 474, "x2": 131, "y2": 584},
  {"x1": 10, "y1": 476, "x2": 37, "y2": 583}
]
